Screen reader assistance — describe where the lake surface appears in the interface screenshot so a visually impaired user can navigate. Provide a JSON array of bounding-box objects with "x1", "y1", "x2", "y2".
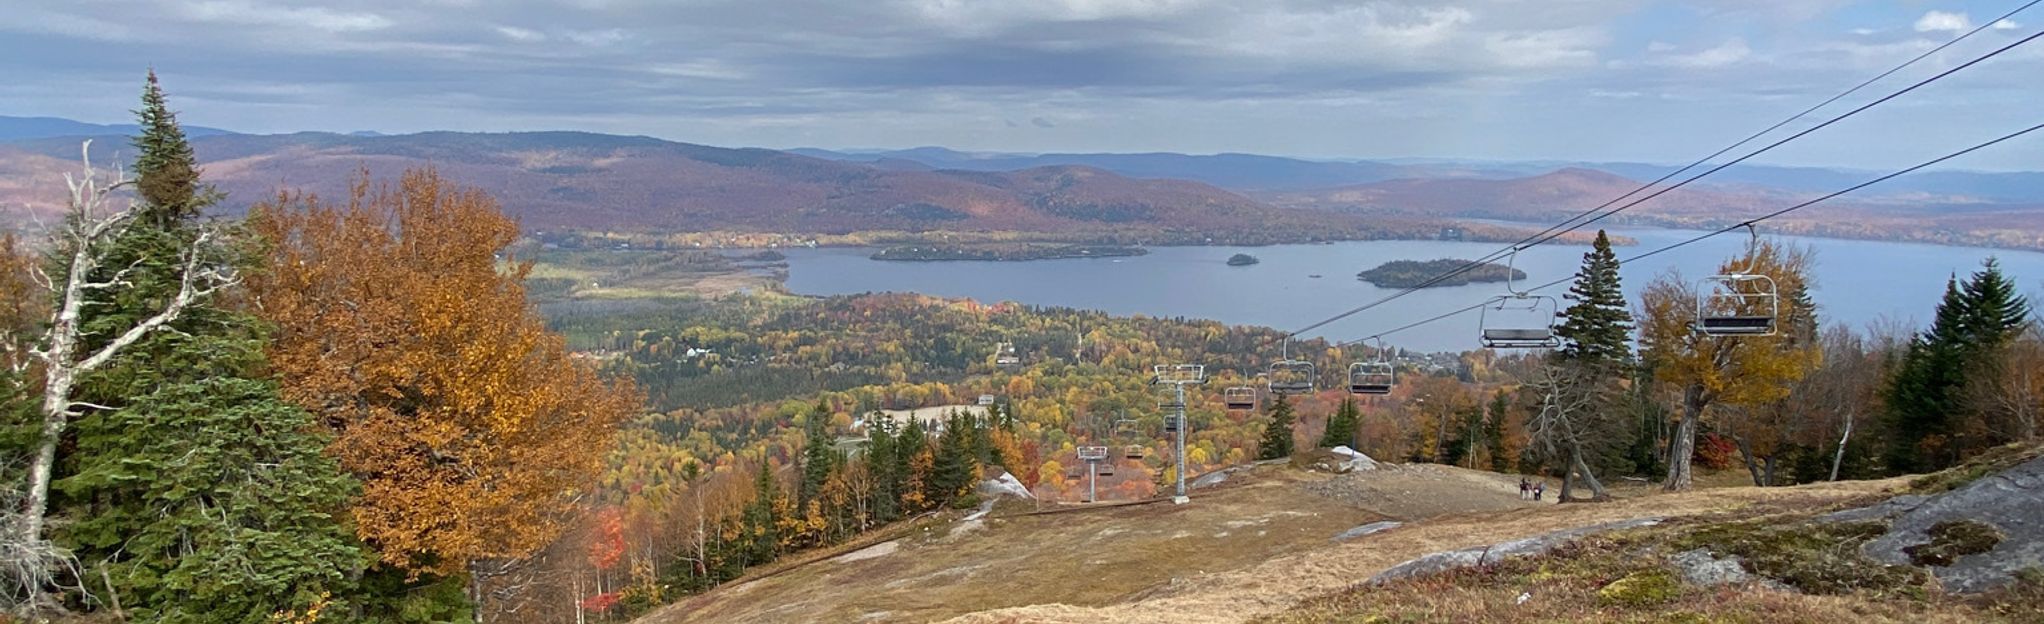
[{"x1": 781, "y1": 226, "x2": 2044, "y2": 353}]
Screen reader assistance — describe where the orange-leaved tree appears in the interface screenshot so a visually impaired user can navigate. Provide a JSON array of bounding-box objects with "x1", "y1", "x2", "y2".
[
  {"x1": 244, "y1": 170, "x2": 639, "y2": 592},
  {"x1": 1638, "y1": 238, "x2": 1821, "y2": 491}
]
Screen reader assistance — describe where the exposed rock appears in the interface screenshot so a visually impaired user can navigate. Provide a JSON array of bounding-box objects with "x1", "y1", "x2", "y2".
[
  {"x1": 1330, "y1": 446, "x2": 1382, "y2": 472},
  {"x1": 1863, "y1": 453, "x2": 2044, "y2": 593},
  {"x1": 1333, "y1": 520, "x2": 1402, "y2": 542},
  {"x1": 1817, "y1": 494, "x2": 1929, "y2": 524},
  {"x1": 1669, "y1": 548, "x2": 1791, "y2": 591},
  {"x1": 1369, "y1": 518, "x2": 1662, "y2": 583},
  {"x1": 979, "y1": 473, "x2": 1034, "y2": 500}
]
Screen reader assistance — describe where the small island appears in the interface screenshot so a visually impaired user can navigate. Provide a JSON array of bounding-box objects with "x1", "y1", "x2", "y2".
[
  {"x1": 1357, "y1": 258, "x2": 1525, "y2": 288},
  {"x1": 872, "y1": 244, "x2": 1148, "y2": 262},
  {"x1": 1226, "y1": 253, "x2": 1260, "y2": 266}
]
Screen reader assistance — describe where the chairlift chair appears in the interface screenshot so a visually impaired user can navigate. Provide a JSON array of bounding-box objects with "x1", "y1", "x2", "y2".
[
  {"x1": 1347, "y1": 337, "x2": 1395, "y2": 395},
  {"x1": 1266, "y1": 340, "x2": 1316, "y2": 396},
  {"x1": 1223, "y1": 386, "x2": 1258, "y2": 411},
  {"x1": 1347, "y1": 362, "x2": 1393, "y2": 395},
  {"x1": 1695, "y1": 225, "x2": 1779, "y2": 337},
  {"x1": 1478, "y1": 249, "x2": 1561, "y2": 349},
  {"x1": 1163, "y1": 415, "x2": 1182, "y2": 433},
  {"x1": 1124, "y1": 444, "x2": 1146, "y2": 459}
]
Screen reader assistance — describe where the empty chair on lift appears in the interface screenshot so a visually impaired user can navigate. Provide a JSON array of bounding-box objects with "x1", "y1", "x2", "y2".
[
  {"x1": 1124, "y1": 445, "x2": 1145, "y2": 459},
  {"x1": 1223, "y1": 386, "x2": 1258, "y2": 410},
  {"x1": 1267, "y1": 360, "x2": 1315, "y2": 395},
  {"x1": 1479, "y1": 294, "x2": 1561, "y2": 349},
  {"x1": 1163, "y1": 415, "x2": 1182, "y2": 433},
  {"x1": 1347, "y1": 361, "x2": 1393, "y2": 395}
]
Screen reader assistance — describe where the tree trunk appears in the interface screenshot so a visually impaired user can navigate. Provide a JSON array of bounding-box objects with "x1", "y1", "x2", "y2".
[
  {"x1": 1829, "y1": 412, "x2": 1854, "y2": 481},
  {"x1": 1664, "y1": 384, "x2": 1704, "y2": 491},
  {"x1": 1762, "y1": 455, "x2": 1777, "y2": 487},
  {"x1": 1736, "y1": 435, "x2": 1763, "y2": 487},
  {"x1": 1568, "y1": 443, "x2": 1610, "y2": 501},
  {"x1": 469, "y1": 562, "x2": 488, "y2": 624}
]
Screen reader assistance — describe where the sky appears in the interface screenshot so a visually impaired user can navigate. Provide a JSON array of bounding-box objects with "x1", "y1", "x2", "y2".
[{"x1": 3, "y1": 0, "x2": 2041, "y2": 170}]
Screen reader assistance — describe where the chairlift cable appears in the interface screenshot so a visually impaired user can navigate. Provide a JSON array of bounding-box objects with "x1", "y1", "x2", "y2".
[
  {"x1": 1282, "y1": 15, "x2": 2044, "y2": 340},
  {"x1": 1329, "y1": 120, "x2": 2044, "y2": 347}
]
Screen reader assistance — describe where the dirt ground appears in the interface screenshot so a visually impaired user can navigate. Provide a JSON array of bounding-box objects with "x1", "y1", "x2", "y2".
[{"x1": 632, "y1": 464, "x2": 1900, "y2": 624}]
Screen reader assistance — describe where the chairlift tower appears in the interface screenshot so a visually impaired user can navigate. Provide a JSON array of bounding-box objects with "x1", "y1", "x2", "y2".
[
  {"x1": 1151, "y1": 364, "x2": 1206, "y2": 504},
  {"x1": 1076, "y1": 445, "x2": 1110, "y2": 503}
]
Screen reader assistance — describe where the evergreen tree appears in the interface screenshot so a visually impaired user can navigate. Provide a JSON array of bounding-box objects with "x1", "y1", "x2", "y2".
[
  {"x1": 131, "y1": 70, "x2": 217, "y2": 224},
  {"x1": 929, "y1": 411, "x2": 977, "y2": 507},
  {"x1": 1960, "y1": 257, "x2": 2032, "y2": 346},
  {"x1": 799, "y1": 401, "x2": 835, "y2": 506},
  {"x1": 864, "y1": 416, "x2": 900, "y2": 523},
  {"x1": 59, "y1": 375, "x2": 360, "y2": 622},
  {"x1": 49, "y1": 73, "x2": 365, "y2": 621},
  {"x1": 1885, "y1": 259, "x2": 2035, "y2": 471},
  {"x1": 1319, "y1": 397, "x2": 1359, "y2": 449},
  {"x1": 1257, "y1": 397, "x2": 1296, "y2": 460},
  {"x1": 1553, "y1": 230, "x2": 1634, "y2": 369},
  {"x1": 742, "y1": 457, "x2": 782, "y2": 565}
]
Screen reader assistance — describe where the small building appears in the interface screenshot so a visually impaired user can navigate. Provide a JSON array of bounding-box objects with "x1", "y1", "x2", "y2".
[{"x1": 977, "y1": 394, "x2": 997, "y2": 406}]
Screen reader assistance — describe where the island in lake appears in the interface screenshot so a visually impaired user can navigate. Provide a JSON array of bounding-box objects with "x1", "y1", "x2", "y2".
[
  {"x1": 1358, "y1": 258, "x2": 1526, "y2": 288},
  {"x1": 872, "y1": 244, "x2": 1148, "y2": 262},
  {"x1": 1227, "y1": 253, "x2": 1260, "y2": 266}
]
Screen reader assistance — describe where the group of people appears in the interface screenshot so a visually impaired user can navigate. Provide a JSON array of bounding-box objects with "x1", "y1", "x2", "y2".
[{"x1": 1518, "y1": 477, "x2": 1546, "y2": 501}]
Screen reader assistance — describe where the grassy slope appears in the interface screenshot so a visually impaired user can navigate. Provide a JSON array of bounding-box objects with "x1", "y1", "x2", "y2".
[{"x1": 632, "y1": 462, "x2": 1914, "y2": 624}]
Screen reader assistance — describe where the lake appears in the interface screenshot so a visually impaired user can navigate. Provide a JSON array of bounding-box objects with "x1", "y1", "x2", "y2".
[{"x1": 781, "y1": 226, "x2": 2044, "y2": 353}]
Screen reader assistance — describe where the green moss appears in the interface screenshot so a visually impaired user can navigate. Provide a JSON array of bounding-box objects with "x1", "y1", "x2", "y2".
[
  {"x1": 1597, "y1": 568, "x2": 1682, "y2": 607},
  {"x1": 1675, "y1": 519, "x2": 1927, "y2": 596},
  {"x1": 1904, "y1": 520, "x2": 2004, "y2": 567}
]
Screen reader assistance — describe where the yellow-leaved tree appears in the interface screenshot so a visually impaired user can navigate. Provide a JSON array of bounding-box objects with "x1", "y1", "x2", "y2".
[
  {"x1": 1639, "y1": 239, "x2": 1821, "y2": 490},
  {"x1": 244, "y1": 170, "x2": 639, "y2": 607}
]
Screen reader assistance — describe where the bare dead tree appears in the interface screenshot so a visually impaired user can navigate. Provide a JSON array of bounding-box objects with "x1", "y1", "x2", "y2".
[
  {"x1": 6, "y1": 142, "x2": 236, "y2": 614},
  {"x1": 1969, "y1": 327, "x2": 2043, "y2": 445},
  {"x1": 1526, "y1": 361, "x2": 1620, "y2": 502}
]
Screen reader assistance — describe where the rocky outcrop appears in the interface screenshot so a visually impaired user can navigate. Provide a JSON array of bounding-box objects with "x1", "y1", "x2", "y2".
[
  {"x1": 1369, "y1": 518, "x2": 1662, "y2": 583},
  {"x1": 1862, "y1": 454, "x2": 2044, "y2": 593},
  {"x1": 1333, "y1": 520, "x2": 1402, "y2": 542}
]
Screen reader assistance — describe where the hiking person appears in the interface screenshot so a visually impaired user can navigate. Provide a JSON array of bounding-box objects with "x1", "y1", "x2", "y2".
[
  {"x1": 1533, "y1": 481, "x2": 1545, "y2": 502},
  {"x1": 1518, "y1": 478, "x2": 1530, "y2": 500}
]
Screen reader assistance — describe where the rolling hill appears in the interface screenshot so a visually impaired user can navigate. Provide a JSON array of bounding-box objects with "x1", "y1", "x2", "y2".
[{"x1": 0, "y1": 131, "x2": 1430, "y2": 242}]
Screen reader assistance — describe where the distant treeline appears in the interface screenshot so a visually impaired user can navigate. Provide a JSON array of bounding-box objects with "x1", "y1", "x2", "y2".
[
  {"x1": 872, "y1": 244, "x2": 1147, "y2": 262},
  {"x1": 1358, "y1": 258, "x2": 1525, "y2": 288}
]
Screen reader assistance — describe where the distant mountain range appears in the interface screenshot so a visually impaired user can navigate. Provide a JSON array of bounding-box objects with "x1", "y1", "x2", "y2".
[
  {"x1": 795, "y1": 146, "x2": 2044, "y2": 204},
  {"x1": 0, "y1": 115, "x2": 239, "y2": 142},
  {"x1": 1, "y1": 116, "x2": 2039, "y2": 249}
]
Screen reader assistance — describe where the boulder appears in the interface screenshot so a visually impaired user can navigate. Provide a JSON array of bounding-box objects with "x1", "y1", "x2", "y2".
[
  {"x1": 1862, "y1": 453, "x2": 2044, "y2": 593},
  {"x1": 978, "y1": 473, "x2": 1034, "y2": 500},
  {"x1": 1370, "y1": 518, "x2": 1662, "y2": 583},
  {"x1": 1333, "y1": 520, "x2": 1403, "y2": 542}
]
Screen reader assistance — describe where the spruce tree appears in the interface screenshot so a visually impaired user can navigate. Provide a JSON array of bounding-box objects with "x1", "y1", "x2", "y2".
[
  {"x1": 1885, "y1": 277, "x2": 1978, "y2": 472},
  {"x1": 131, "y1": 70, "x2": 216, "y2": 224},
  {"x1": 1960, "y1": 257, "x2": 2032, "y2": 346},
  {"x1": 1319, "y1": 397, "x2": 1359, "y2": 449},
  {"x1": 1257, "y1": 397, "x2": 1296, "y2": 460},
  {"x1": 51, "y1": 73, "x2": 363, "y2": 621},
  {"x1": 799, "y1": 401, "x2": 835, "y2": 506},
  {"x1": 1553, "y1": 230, "x2": 1633, "y2": 369},
  {"x1": 743, "y1": 457, "x2": 782, "y2": 564},
  {"x1": 864, "y1": 417, "x2": 900, "y2": 523}
]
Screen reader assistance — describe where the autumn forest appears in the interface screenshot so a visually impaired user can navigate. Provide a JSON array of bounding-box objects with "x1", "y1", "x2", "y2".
[{"x1": 1, "y1": 77, "x2": 2041, "y2": 624}]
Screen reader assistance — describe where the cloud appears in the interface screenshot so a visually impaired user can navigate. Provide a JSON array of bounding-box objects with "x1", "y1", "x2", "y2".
[
  {"x1": 495, "y1": 26, "x2": 545, "y2": 42},
  {"x1": 1030, "y1": 116, "x2": 1055, "y2": 128},
  {"x1": 1914, "y1": 11, "x2": 1970, "y2": 33},
  {"x1": 180, "y1": 0, "x2": 391, "y2": 33},
  {"x1": 1993, "y1": 19, "x2": 2020, "y2": 30}
]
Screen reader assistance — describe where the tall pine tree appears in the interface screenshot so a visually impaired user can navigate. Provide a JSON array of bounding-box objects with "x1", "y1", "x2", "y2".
[
  {"x1": 1553, "y1": 230, "x2": 1633, "y2": 369},
  {"x1": 1886, "y1": 259, "x2": 2035, "y2": 471},
  {"x1": 799, "y1": 401, "x2": 836, "y2": 506},
  {"x1": 1257, "y1": 397, "x2": 1296, "y2": 460},
  {"x1": 53, "y1": 72, "x2": 361, "y2": 621}
]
